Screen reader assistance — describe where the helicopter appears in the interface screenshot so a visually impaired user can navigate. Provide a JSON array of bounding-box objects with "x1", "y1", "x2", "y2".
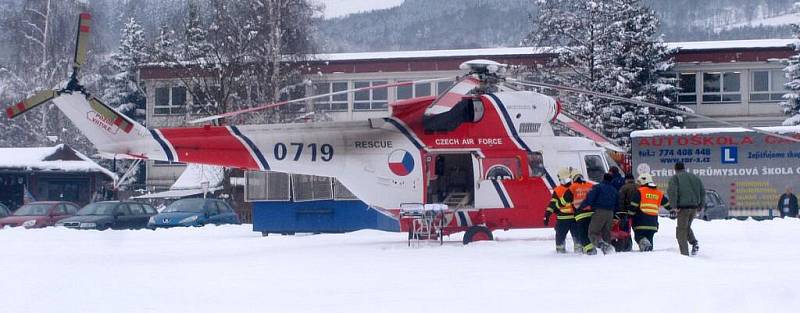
[{"x1": 6, "y1": 13, "x2": 800, "y2": 243}]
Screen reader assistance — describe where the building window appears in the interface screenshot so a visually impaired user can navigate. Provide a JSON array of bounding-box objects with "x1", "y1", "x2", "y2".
[
  {"x1": 396, "y1": 80, "x2": 434, "y2": 100},
  {"x1": 751, "y1": 70, "x2": 788, "y2": 102},
  {"x1": 354, "y1": 81, "x2": 388, "y2": 111},
  {"x1": 677, "y1": 73, "x2": 696, "y2": 104},
  {"x1": 437, "y1": 80, "x2": 454, "y2": 95},
  {"x1": 702, "y1": 72, "x2": 741, "y2": 103},
  {"x1": 154, "y1": 86, "x2": 187, "y2": 115},
  {"x1": 313, "y1": 82, "x2": 348, "y2": 112}
]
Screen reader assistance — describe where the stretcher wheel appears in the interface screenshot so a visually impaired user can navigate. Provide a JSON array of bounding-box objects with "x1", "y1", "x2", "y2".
[{"x1": 463, "y1": 226, "x2": 493, "y2": 244}]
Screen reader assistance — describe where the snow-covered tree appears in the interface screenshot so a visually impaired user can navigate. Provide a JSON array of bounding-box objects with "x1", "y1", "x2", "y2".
[
  {"x1": 0, "y1": 0, "x2": 89, "y2": 149},
  {"x1": 176, "y1": 0, "x2": 318, "y2": 124},
  {"x1": 152, "y1": 24, "x2": 179, "y2": 64},
  {"x1": 528, "y1": 0, "x2": 681, "y2": 148},
  {"x1": 606, "y1": 0, "x2": 683, "y2": 147},
  {"x1": 183, "y1": 0, "x2": 212, "y2": 63},
  {"x1": 781, "y1": 4, "x2": 800, "y2": 125},
  {"x1": 103, "y1": 18, "x2": 149, "y2": 124}
]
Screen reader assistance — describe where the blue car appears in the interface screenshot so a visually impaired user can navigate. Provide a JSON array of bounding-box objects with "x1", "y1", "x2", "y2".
[{"x1": 148, "y1": 198, "x2": 240, "y2": 228}]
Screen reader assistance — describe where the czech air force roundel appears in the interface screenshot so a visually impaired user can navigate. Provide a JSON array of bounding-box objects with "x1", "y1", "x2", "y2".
[{"x1": 388, "y1": 149, "x2": 414, "y2": 176}]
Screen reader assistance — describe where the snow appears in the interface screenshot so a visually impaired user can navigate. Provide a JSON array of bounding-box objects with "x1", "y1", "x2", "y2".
[
  {"x1": 721, "y1": 12, "x2": 800, "y2": 30},
  {"x1": 315, "y1": 47, "x2": 552, "y2": 62},
  {"x1": 133, "y1": 164, "x2": 224, "y2": 199},
  {"x1": 313, "y1": 39, "x2": 795, "y2": 62},
  {"x1": 631, "y1": 125, "x2": 800, "y2": 137},
  {"x1": 170, "y1": 164, "x2": 224, "y2": 190},
  {"x1": 318, "y1": 0, "x2": 404, "y2": 19},
  {"x1": 2, "y1": 218, "x2": 800, "y2": 313},
  {"x1": 0, "y1": 144, "x2": 117, "y2": 180},
  {"x1": 784, "y1": 114, "x2": 800, "y2": 126},
  {"x1": 667, "y1": 39, "x2": 796, "y2": 51}
]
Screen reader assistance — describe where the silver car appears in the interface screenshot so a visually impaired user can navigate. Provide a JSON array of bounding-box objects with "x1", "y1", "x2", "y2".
[{"x1": 658, "y1": 189, "x2": 729, "y2": 220}]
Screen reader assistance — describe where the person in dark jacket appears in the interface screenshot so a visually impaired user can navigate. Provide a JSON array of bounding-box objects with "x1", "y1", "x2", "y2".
[
  {"x1": 577, "y1": 173, "x2": 619, "y2": 255},
  {"x1": 609, "y1": 166, "x2": 625, "y2": 191},
  {"x1": 778, "y1": 187, "x2": 799, "y2": 218},
  {"x1": 667, "y1": 162, "x2": 704, "y2": 256},
  {"x1": 613, "y1": 173, "x2": 637, "y2": 251},
  {"x1": 617, "y1": 173, "x2": 638, "y2": 229}
]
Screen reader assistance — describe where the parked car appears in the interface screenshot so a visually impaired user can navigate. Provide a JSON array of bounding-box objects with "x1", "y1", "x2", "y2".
[
  {"x1": 699, "y1": 190, "x2": 729, "y2": 220},
  {"x1": 0, "y1": 203, "x2": 10, "y2": 218},
  {"x1": 0, "y1": 201, "x2": 80, "y2": 228},
  {"x1": 659, "y1": 189, "x2": 729, "y2": 220},
  {"x1": 56, "y1": 201, "x2": 158, "y2": 230},
  {"x1": 148, "y1": 198, "x2": 240, "y2": 228}
]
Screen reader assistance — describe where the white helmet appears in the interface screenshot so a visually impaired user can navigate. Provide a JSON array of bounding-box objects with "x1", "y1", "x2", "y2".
[
  {"x1": 557, "y1": 167, "x2": 572, "y2": 185},
  {"x1": 571, "y1": 169, "x2": 585, "y2": 182},
  {"x1": 637, "y1": 173, "x2": 655, "y2": 186}
]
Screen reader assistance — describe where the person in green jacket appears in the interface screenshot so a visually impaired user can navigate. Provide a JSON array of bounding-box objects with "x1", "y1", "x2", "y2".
[{"x1": 667, "y1": 162, "x2": 704, "y2": 256}]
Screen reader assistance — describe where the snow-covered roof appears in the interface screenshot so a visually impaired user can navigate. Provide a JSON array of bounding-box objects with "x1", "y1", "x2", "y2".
[
  {"x1": 313, "y1": 39, "x2": 795, "y2": 62},
  {"x1": 667, "y1": 39, "x2": 795, "y2": 51},
  {"x1": 131, "y1": 164, "x2": 223, "y2": 200},
  {"x1": 315, "y1": 47, "x2": 553, "y2": 62},
  {"x1": 630, "y1": 125, "x2": 800, "y2": 137},
  {"x1": 0, "y1": 144, "x2": 117, "y2": 180},
  {"x1": 170, "y1": 164, "x2": 224, "y2": 191}
]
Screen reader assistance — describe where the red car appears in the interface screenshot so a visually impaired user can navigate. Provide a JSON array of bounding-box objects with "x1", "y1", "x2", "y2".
[{"x1": 0, "y1": 201, "x2": 80, "y2": 229}]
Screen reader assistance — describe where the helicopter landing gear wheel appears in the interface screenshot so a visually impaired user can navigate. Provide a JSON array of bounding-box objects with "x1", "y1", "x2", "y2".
[{"x1": 463, "y1": 226, "x2": 493, "y2": 245}]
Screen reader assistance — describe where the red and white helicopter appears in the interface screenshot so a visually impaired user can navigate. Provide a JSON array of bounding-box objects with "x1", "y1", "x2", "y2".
[{"x1": 7, "y1": 13, "x2": 800, "y2": 243}]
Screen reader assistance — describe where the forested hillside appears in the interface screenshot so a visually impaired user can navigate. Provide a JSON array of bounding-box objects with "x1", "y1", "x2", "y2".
[{"x1": 318, "y1": 0, "x2": 800, "y2": 52}]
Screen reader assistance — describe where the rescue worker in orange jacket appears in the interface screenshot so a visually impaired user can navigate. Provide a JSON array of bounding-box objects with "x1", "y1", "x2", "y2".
[
  {"x1": 570, "y1": 170, "x2": 596, "y2": 254},
  {"x1": 545, "y1": 167, "x2": 580, "y2": 253},
  {"x1": 629, "y1": 173, "x2": 670, "y2": 252}
]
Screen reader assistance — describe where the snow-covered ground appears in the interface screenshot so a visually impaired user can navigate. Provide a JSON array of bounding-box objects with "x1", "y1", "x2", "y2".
[
  {"x1": 721, "y1": 12, "x2": 800, "y2": 30},
  {"x1": 2, "y1": 218, "x2": 800, "y2": 313},
  {"x1": 318, "y1": 0, "x2": 404, "y2": 18}
]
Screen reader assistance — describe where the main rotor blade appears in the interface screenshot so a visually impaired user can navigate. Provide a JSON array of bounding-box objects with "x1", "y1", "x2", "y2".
[
  {"x1": 87, "y1": 96, "x2": 135, "y2": 133},
  {"x1": 507, "y1": 79, "x2": 800, "y2": 144},
  {"x1": 73, "y1": 12, "x2": 91, "y2": 70},
  {"x1": 188, "y1": 77, "x2": 453, "y2": 124},
  {"x1": 5, "y1": 90, "x2": 57, "y2": 119}
]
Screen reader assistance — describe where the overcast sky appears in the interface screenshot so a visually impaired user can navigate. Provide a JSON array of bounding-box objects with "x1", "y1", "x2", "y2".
[{"x1": 317, "y1": 0, "x2": 404, "y2": 18}]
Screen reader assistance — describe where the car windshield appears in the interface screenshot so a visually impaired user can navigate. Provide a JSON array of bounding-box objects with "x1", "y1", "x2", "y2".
[
  {"x1": 13, "y1": 203, "x2": 52, "y2": 216},
  {"x1": 77, "y1": 203, "x2": 118, "y2": 216},
  {"x1": 163, "y1": 199, "x2": 206, "y2": 213}
]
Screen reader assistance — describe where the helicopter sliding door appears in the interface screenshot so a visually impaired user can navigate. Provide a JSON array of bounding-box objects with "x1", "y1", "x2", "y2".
[{"x1": 424, "y1": 153, "x2": 475, "y2": 208}]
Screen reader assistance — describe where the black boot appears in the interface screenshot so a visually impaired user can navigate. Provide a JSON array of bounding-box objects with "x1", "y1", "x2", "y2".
[{"x1": 691, "y1": 242, "x2": 699, "y2": 256}]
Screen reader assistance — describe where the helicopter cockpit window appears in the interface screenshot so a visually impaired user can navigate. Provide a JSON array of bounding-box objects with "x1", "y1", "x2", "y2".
[
  {"x1": 528, "y1": 152, "x2": 546, "y2": 177},
  {"x1": 584, "y1": 155, "x2": 606, "y2": 182}
]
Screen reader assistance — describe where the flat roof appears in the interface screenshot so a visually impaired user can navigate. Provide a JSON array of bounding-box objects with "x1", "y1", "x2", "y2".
[
  {"x1": 631, "y1": 125, "x2": 800, "y2": 137},
  {"x1": 314, "y1": 39, "x2": 796, "y2": 62}
]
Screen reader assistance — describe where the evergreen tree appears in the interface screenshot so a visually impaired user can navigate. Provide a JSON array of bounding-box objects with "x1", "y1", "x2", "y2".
[
  {"x1": 152, "y1": 24, "x2": 179, "y2": 64},
  {"x1": 607, "y1": 0, "x2": 683, "y2": 147},
  {"x1": 104, "y1": 18, "x2": 149, "y2": 124},
  {"x1": 782, "y1": 3, "x2": 800, "y2": 125},
  {"x1": 529, "y1": 0, "x2": 681, "y2": 148},
  {"x1": 183, "y1": 0, "x2": 211, "y2": 63}
]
